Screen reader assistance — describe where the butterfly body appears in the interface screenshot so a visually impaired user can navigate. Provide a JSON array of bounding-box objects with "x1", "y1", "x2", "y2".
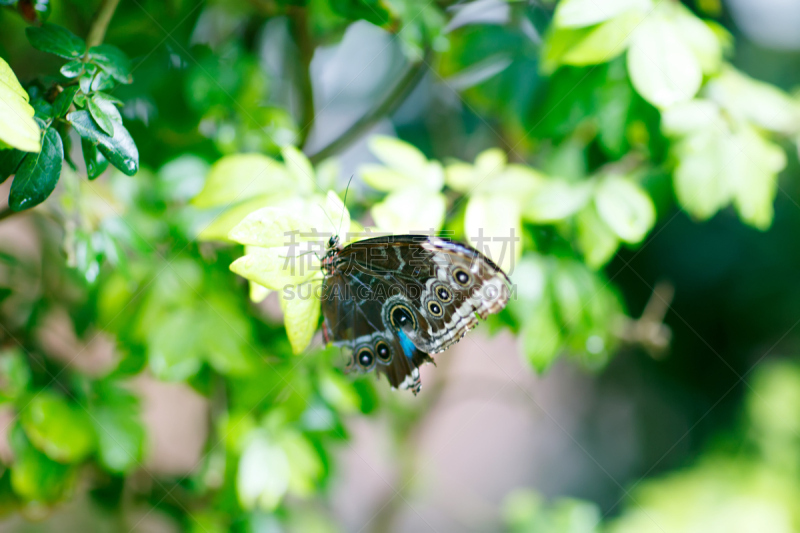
[{"x1": 320, "y1": 234, "x2": 510, "y2": 394}]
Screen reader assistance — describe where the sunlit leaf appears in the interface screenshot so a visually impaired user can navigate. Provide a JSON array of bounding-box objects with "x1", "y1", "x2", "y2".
[
  {"x1": 561, "y1": 9, "x2": 644, "y2": 66},
  {"x1": 627, "y1": 15, "x2": 702, "y2": 108},
  {"x1": 282, "y1": 145, "x2": 315, "y2": 194},
  {"x1": 522, "y1": 179, "x2": 592, "y2": 223},
  {"x1": 230, "y1": 246, "x2": 319, "y2": 292},
  {"x1": 279, "y1": 277, "x2": 322, "y2": 354},
  {"x1": 238, "y1": 431, "x2": 290, "y2": 511},
  {"x1": 554, "y1": 0, "x2": 650, "y2": 28},
  {"x1": 20, "y1": 391, "x2": 96, "y2": 463},
  {"x1": 192, "y1": 154, "x2": 291, "y2": 208},
  {"x1": 594, "y1": 175, "x2": 655, "y2": 243},
  {"x1": 464, "y1": 194, "x2": 522, "y2": 273},
  {"x1": 0, "y1": 58, "x2": 41, "y2": 152},
  {"x1": 371, "y1": 190, "x2": 446, "y2": 233},
  {"x1": 576, "y1": 206, "x2": 619, "y2": 269}
]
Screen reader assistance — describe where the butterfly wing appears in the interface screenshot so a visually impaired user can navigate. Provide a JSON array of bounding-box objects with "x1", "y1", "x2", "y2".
[
  {"x1": 321, "y1": 268, "x2": 431, "y2": 394},
  {"x1": 321, "y1": 235, "x2": 508, "y2": 393}
]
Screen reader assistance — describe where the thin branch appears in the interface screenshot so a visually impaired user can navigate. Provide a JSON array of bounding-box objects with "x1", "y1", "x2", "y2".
[
  {"x1": 307, "y1": 48, "x2": 432, "y2": 164},
  {"x1": 86, "y1": 0, "x2": 122, "y2": 49},
  {"x1": 289, "y1": 6, "x2": 315, "y2": 148}
]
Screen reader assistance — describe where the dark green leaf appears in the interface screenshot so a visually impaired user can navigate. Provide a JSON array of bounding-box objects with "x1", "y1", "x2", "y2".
[
  {"x1": 88, "y1": 95, "x2": 115, "y2": 135},
  {"x1": 20, "y1": 391, "x2": 96, "y2": 463},
  {"x1": 52, "y1": 85, "x2": 79, "y2": 117},
  {"x1": 88, "y1": 44, "x2": 132, "y2": 84},
  {"x1": 25, "y1": 23, "x2": 86, "y2": 59},
  {"x1": 330, "y1": 0, "x2": 391, "y2": 26},
  {"x1": 0, "y1": 149, "x2": 26, "y2": 183},
  {"x1": 60, "y1": 61, "x2": 83, "y2": 78},
  {"x1": 81, "y1": 137, "x2": 109, "y2": 180},
  {"x1": 9, "y1": 128, "x2": 63, "y2": 211},
  {"x1": 67, "y1": 110, "x2": 138, "y2": 175},
  {"x1": 0, "y1": 288, "x2": 10, "y2": 302}
]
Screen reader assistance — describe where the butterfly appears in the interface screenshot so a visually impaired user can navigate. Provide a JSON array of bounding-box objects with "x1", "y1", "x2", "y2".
[{"x1": 320, "y1": 234, "x2": 510, "y2": 394}]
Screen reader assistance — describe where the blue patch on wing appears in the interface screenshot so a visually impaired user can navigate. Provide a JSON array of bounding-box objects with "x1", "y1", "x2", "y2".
[{"x1": 397, "y1": 329, "x2": 416, "y2": 359}]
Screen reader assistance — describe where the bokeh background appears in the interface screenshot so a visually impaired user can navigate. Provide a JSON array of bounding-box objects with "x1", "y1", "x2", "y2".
[{"x1": 2, "y1": 0, "x2": 800, "y2": 531}]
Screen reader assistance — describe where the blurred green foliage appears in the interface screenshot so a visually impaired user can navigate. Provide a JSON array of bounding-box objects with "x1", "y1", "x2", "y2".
[{"x1": 1, "y1": 0, "x2": 800, "y2": 531}]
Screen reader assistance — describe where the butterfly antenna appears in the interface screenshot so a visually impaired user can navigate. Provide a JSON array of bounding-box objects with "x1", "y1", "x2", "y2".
[
  {"x1": 317, "y1": 204, "x2": 337, "y2": 234},
  {"x1": 338, "y1": 175, "x2": 354, "y2": 236}
]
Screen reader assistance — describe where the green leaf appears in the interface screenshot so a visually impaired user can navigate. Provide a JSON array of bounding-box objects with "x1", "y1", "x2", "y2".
[
  {"x1": 67, "y1": 109, "x2": 138, "y2": 175},
  {"x1": 9, "y1": 127, "x2": 63, "y2": 211},
  {"x1": 673, "y1": 4, "x2": 722, "y2": 74},
  {"x1": 0, "y1": 58, "x2": 41, "y2": 152},
  {"x1": 81, "y1": 136, "x2": 108, "y2": 180},
  {"x1": 278, "y1": 431, "x2": 322, "y2": 496},
  {"x1": 88, "y1": 94, "x2": 115, "y2": 135},
  {"x1": 281, "y1": 145, "x2": 315, "y2": 193},
  {"x1": 279, "y1": 278, "x2": 322, "y2": 354},
  {"x1": 522, "y1": 301, "x2": 562, "y2": 373},
  {"x1": 576, "y1": 206, "x2": 619, "y2": 269},
  {"x1": 52, "y1": 85, "x2": 79, "y2": 117},
  {"x1": 88, "y1": 44, "x2": 132, "y2": 84},
  {"x1": 554, "y1": 0, "x2": 650, "y2": 28},
  {"x1": 364, "y1": 136, "x2": 444, "y2": 192},
  {"x1": 627, "y1": 15, "x2": 702, "y2": 108},
  {"x1": 593, "y1": 176, "x2": 655, "y2": 243},
  {"x1": 147, "y1": 311, "x2": 205, "y2": 381},
  {"x1": 88, "y1": 383, "x2": 145, "y2": 473},
  {"x1": 561, "y1": 9, "x2": 644, "y2": 66},
  {"x1": 371, "y1": 190, "x2": 446, "y2": 233},
  {"x1": 60, "y1": 61, "x2": 83, "y2": 78},
  {"x1": 0, "y1": 148, "x2": 26, "y2": 183},
  {"x1": 191, "y1": 154, "x2": 291, "y2": 209},
  {"x1": 230, "y1": 246, "x2": 320, "y2": 291},
  {"x1": 25, "y1": 23, "x2": 86, "y2": 59},
  {"x1": 672, "y1": 127, "x2": 730, "y2": 222},
  {"x1": 728, "y1": 126, "x2": 785, "y2": 230},
  {"x1": 330, "y1": 0, "x2": 391, "y2": 27},
  {"x1": 0, "y1": 349, "x2": 31, "y2": 403},
  {"x1": 20, "y1": 391, "x2": 96, "y2": 463},
  {"x1": 464, "y1": 194, "x2": 522, "y2": 273},
  {"x1": 237, "y1": 431, "x2": 291, "y2": 510},
  {"x1": 522, "y1": 180, "x2": 592, "y2": 223},
  {"x1": 10, "y1": 424, "x2": 76, "y2": 503}
]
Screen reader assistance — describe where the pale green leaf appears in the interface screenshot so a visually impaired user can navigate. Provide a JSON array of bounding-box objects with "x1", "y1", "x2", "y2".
[
  {"x1": 627, "y1": 16, "x2": 702, "y2": 108},
  {"x1": 673, "y1": 129, "x2": 730, "y2": 220},
  {"x1": 368, "y1": 135, "x2": 429, "y2": 177},
  {"x1": 230, "y1": 246, "x2": 320, "y2": 291},
  {"x1": 661, "y1": 99, "x2": 722, "y2": 136},
  {"x1": 281, "y1": 145, "x2": 315, "y2": 193},
  {"x1": 280, "y1": 278, "x2": 322, "y2": 354},
  {"x1": 562, "y1": 9, "x2": 645, "y2": 66},
  {"x1": 464, "y1": 194, "x2": 522, "y2": 273},
  {"x1": 444, "y1": 162, "x2": 478, "y2": 192},
  {"x1": 192, "y1": 154, "x2": 290, "y2": 208},
  {"x1": 576, "y1": 206, "x2": 620, "y2": 269},
  {"x1": 371, "y1": 190, "x2": 446, "y2": 233},
  {"x1": 706, "y1": 66, "x2": 800, "y2": 135},
  {"x1": 728, "y1": 126, "x2": 785, "y2": 230},
  {"x1": 237, "y1": 432, "x2": 290, "y2": 511},
  {"x1": 594, "y1": 176, "x2": 655, "y2": 243},
  {"x1": 554, "y1": 0, "x2": 651, "y2": 28},
  {"x1": 249, "y1": 282, "x2": 271, "y2": 303},
  {"x1": 227, "y1": 200, "x2": 333, "y2": 248},
  {"x1": 541, "y1": 26, "x2": 592, "y2": 74},
  {"x1": 196, "y1": 194, "x2": 288, "y2": 242},
  {"x1": 0, "y1": 59, "x2": 40, "y2": 152},
  {"x1": 673, "y1": 4, "x2": 722, "y2": 74},
  {"x1": 522, "y1": 179, "x2": 592, "y2": 223}
]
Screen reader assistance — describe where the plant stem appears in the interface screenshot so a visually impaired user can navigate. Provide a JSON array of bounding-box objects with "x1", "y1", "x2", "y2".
[
  {"x1": 86, "y1": 0, "x2": 122, "y2": 49},
  {"x1": 307, "y1": 48, "x2": 432, "y2": 164},
  {"x1": 289, "y1": 6, "x2": 316, "y2": 148}
]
